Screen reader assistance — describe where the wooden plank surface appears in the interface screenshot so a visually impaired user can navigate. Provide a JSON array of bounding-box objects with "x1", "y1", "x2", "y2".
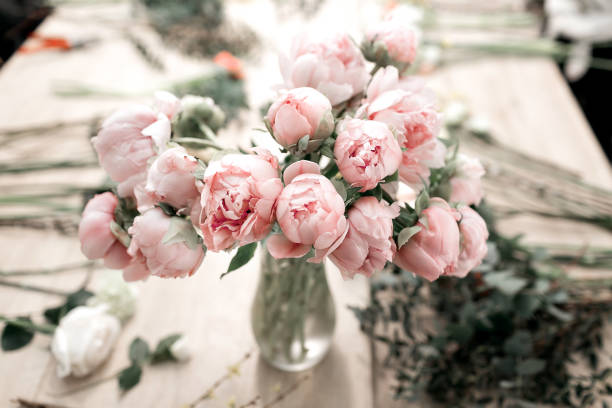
[{"x1": 0, "y1": 1, "x2": 610, "y2": 407}]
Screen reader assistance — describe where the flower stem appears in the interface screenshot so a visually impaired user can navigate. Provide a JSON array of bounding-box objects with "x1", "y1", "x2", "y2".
[
  {"x1": 47, "y1": 369, "x2": 123, "y2": 397},
  {"x1": 0, "y1": 261, "x2": 98, "y2": 277},
  {"x1": 0, "y1": 279, "x2": 70, "y2": 296},
  {"x1": 0, "y1": 315, "x2": 56, "y2": 335},
  {"x1": 172, "y1": 137, "x2": 224, "y2": 151}
]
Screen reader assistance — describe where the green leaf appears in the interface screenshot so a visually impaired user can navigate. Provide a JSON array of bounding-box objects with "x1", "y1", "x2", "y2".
[
  {"x1": 414, "y1": 189, "x2": 430, "y2": 215},
  {"x1": 383, "y1": 170, "x2": 399, "y2": 183},
  {"x1": 157, "y1": 202, "x2": 177, "y2": 217},
  {"x1": 162, "y1": 217, "x2": 202, "y2": 250},
  {"x1": 320, "y1": 145, "x2": 334, "y2": 159},
  {"x1": 446, "y1": 323, "x2": 473, "y2": 344},
  {"x1": 515, "y1": 293, "x2": 541, "y2": 318},
  {"x1": 44, "y1": 289, "x2": 94, "y2": 325},
  {"x1": 264, "y1": 118, "x2": 273, "y2": 136},
  {"x1": 546, "y1": 304, "x2": 573, "y2": 322},
  {"x1": 1, "y1": 317, "x2": 35, "y2": 351},
  {"x1": 516, "y1": 358, "x2": 546, "y2": 376},
  {"x1": 503, "y1": 331, "x2": 532, "y2": 357},
  {"x1": 150, "y1": 333, "x2": 182, "y2": 364},
  {"x1": 118, "y1": 364, "x2": 142, "y2": 392},
  {"x1": 483, "y1": 271, "x2": 527, "y2": 296},
  {"x1": 222, "y1": 242, "x2": 257, "y2": 279},
  {"x1": 297, "y1": 134, "x2": 310, "y2": 152},
  {"x1": 331, "y1": 179, "x2": 347, "y2": 201},
  {"x1": 129, "y1": 337, "x2": 150, "y2": 365},
  {"x1": 397, "y1": 226, "x2": 421, "y2": 249}
]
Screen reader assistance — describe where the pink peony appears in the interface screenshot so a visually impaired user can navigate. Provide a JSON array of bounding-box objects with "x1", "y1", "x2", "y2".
[
  {"x1": 199, "y1": 150, "x2": 283, "y2": 251},
  {"x1": 364, "y1": 18, "x2": 420, "y2": 70},
  {"x1": 266, "y1": 87, "x2": 334, "y2": 152},
  {"x1": 330, "y1": 197, "x2": 399, "y2": 279},
  {"x1": 78, "y1": 192, "x2": 131, "y2": 269},
  {"x1": 270, "y1": 160, "x2": 348, "y2": 262},
  {"x1": 454, "y1": 206, "x2": 489, "y2": 277},
  {"x1": 399, "y1": 138, "x2": 447, "y2": 190},
  {"x1": 144, "y1": 146, "x2": 200, "y2": 211},
  {"x1": 93, "y1": 113, "x2": 171, "y2": 200},
  {"x1": 280, "y1": 32, "x2": 369, "y2": 106},
  {"x1": 334, "y1": 119, "x2": 402, "y2": 192},
  {"x1": 393, "y1": 198, "x2": 460, "y2": 281},
  {"x1": 127, "y1": 208, "x2": 205, "y2": 279},
  {"x1": 364, "y1": 66, "x2": 430, "y2": 103},
  {"x1": 153, "y1": 91, "x2": 181, "y2": 120},
  {"x1": 449, "y1": 154, "x2": 485, "y2": 206}
]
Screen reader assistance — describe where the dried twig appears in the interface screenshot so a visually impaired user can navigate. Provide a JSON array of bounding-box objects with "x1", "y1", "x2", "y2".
[{"x1": 11, "y1": 397, "x2": 75, "y2": 408}]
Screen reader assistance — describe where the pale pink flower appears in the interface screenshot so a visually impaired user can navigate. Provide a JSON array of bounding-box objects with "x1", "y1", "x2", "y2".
[
  {"x1": 364, "y1": 19, "x2": 421, "y2": 70},
  {"x1": 93, "y1": 106, "x2": 170, "y2": 190},
  {"x1": 393, "y1": 198, "x2": 461, "y2": 281},
  {"x1": 330, "y1": 197, "x2": 399, "y2": 279},
  {"x1": 449, "y1": 154, "x2": 485, "y2": 206},
  {"x1": 364, "y1": 66, "x2": 431, "y2": 103},
  {"x1": 144, "y1": 146, "x2": 200, "y2": 210},
  {"x1": 334, "y1": 119, "x2": 402, "y2": 192},
  {"x1": 127, "y1": 208, "x2": 205, "y2": 279},
  {"x1": 453, "y1": 206, "x2": 489, "y2": 277},
  {"x1": 153, "y1": 91, "x2": 181, "y2": 120},
  {"x1": 199, "y1": 150, "x2": 283, "y2": 251},
  {"x1": 266, "y1": 87, "x2": 334, "y2": 152},
  {"x1": 280, "y1": 32, "x2": 369, "y2": 105},
  {"x1": 399, "y1": 138, "x2": 447, "y2": 190},
  {"x1": 271, "y1": 161, "x2": 347, "y2": 263},
  {"x1": 78, "y1": 192, "x2": 131, "y2": 269}
]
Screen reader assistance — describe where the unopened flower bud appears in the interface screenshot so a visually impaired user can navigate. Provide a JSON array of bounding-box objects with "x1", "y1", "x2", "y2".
[{"x1": 173, "y1": 95, "x2": 226, "y2": 138}]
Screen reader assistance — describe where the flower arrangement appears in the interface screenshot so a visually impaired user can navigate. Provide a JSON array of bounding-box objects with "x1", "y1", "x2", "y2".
[{"x1": 78, "y1": 6, "x2": 488, "y2": 286}]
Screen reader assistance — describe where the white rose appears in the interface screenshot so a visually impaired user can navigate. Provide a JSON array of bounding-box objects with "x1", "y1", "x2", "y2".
[
  {"x1": 169, "y1": 336, "x2": 191, "y2": 362},
  {"x1": 51, "y1": 305, "x2": 121, "y2": 378}
]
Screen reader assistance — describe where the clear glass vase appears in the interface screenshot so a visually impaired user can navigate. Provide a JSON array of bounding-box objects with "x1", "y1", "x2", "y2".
[{"x1": 251, "y1": 250, "x2": 336, "y2": 372}]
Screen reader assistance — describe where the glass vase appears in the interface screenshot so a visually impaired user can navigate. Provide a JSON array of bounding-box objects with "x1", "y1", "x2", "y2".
[{"x1": 251, "y1": 250, "x2": 336, "y2": 372}]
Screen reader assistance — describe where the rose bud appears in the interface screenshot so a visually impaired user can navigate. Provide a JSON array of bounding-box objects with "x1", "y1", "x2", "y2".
[
  {"x1": 173, "y1": 95, "x2": 226, "y2": 137},
  {"x1": 334, "y1": 118, "x2": 402, "y2": 192},
  {"x1": 265, "y1": 87, "x2": 334, "y2": 153},
  {"x1": 399, "y1": 138, "x2": 447, "y2": 190},
  {"x1": 329, "y1": 197, "x2": 399, "y2": 279},
  {"x1": 92, "y1": 105, "x2": 171, "y2": 194},
  {"x1": 449, "y1": 154, "x2": 485, "y2": 206},
  {"x1": 127, "y1": 208, "x2": 205, "y2": 279},
  {"x1": 199, "y1": 149, "x2": 283, "y2": 251},
  {"x1": 280, "y1": 32, "x2": 369, "y2": 106},
  {"x1": 51, "y1": 305, "x2": 121, "y2": 378},
  {"x1": 393, "y1": 198, "x2": 461, "y2": 281},
  {"x1": 268, "y1": 160, "x2": 347, "y2": 263},
  {"x1": 362, "y1": 18, "x2": 421, "y2": 72},
  {"x1": 78, "y1": 192, "x2": 131, "y2": 269},
  {"x1": 143, "y1": 146, "x2": 200, "y2": 211},
  {"x1": 453, "y1": 206, "x2": 489, "y2": 277}
]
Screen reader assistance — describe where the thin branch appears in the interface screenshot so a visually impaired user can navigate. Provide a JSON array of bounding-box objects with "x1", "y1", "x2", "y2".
[
  {"x1": 0, "y1": 261, "x2": 97, "y2": 277},
  {"x1": 262, "y1": 374, "x2": 311, "y2": 408},
  {"x1": 0, "y1": 280, "x2": 70, "y2": 296},
  {"x1": 11, "y1": 397, "x2": 76, "y2": 408}
]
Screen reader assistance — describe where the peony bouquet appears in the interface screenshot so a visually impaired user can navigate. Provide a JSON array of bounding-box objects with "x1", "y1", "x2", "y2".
[{"x1": 79, "y1": 6, "x2": 488, "y2": 286}]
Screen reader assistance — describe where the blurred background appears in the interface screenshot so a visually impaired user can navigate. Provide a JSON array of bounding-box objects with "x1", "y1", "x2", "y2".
[{"x1": 1, "y1": 0, "x2": 611, "y2": 159}]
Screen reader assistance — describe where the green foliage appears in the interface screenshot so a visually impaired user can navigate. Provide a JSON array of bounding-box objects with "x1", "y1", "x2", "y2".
[
  {"x1": 222, "y1": 242, "x2": 258, "y2": 278},
  {"x1": 129, "y1": 337, "x2": 150, "y2": 365},
  {"x1": 1, "y1": 317, "x2": 35, "y2": 351},
  {"x1": 43, "y1": 289, "x2": 94, "y2": 325},
  {"x1": 150, "y1": 333, "x2": 182, "y2": 364},
  {"x1": 118, "y1": 364, "x2": 142, "y2": 392},
  {"x1": 352, "y1": 203, "x2": 612, "y2": 406}
]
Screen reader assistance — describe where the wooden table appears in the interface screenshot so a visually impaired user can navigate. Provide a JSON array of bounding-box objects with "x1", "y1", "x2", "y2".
[{"x1": 0, "y1": 1, "x2": 609, "y2": 407}]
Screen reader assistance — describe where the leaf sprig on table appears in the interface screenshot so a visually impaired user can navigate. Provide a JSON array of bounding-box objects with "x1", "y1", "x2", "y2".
[{"x1": 351, "y1": 202, "x2": 612, "y2": 407}]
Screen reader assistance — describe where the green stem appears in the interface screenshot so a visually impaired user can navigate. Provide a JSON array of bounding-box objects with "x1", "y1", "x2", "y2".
[
  {"x1": 172, "y1": 137, "x2": 223, "y2": 150},
  {"x1": 0, "y1": 279, "x2": 70, "y2": 296},
  {"x1": 0, "y1": 315, "x2": 56, "y2": 335},
  {"x1": 0, "y1": 160, "x2": 98, "y2": 174},
  {"x1": 0, "y1": 261, "x2": 98, "y2": 277}
]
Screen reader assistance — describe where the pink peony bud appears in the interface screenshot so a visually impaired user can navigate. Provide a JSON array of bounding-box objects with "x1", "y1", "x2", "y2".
[
  {"x1": 453, "y1": 206, "x2": 489, "y2": 277},
  {"x1": 271, "y1": 160, "x2": 348, "y2": 263},
  {"x1": 265, "y1": 87, "x2": 334, "y2": 152},
  {"x1": 199, "y1": 150, "x2": 283, "y2": 251},
  {"x1": 144, "y1": 146, "x2": 200, "y2": 211},
  {"x1": 393, "y1": 198, "x2": 461, "y2": 281},
  {"x1": 334, "y1": 119, "x2": 402, "y2": 192},
  {"x1": 330, "y1": 197, "x2": 399, "y2": 279},
  {"x1": 449, "y1": 154, "x2": 485, "y2": 206},
  {"x1": 127, "y1": 208, "x2": 205, "y2": 279},
  {"x1": 78, "y1": 192, "x2": 131, "y2": 269},
  {"x1": 363, "y1": 18, "x2": 420, "y2": 71},
  {"x1": 280, "y1": 32, "x2": 369, "y2": 106}
]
